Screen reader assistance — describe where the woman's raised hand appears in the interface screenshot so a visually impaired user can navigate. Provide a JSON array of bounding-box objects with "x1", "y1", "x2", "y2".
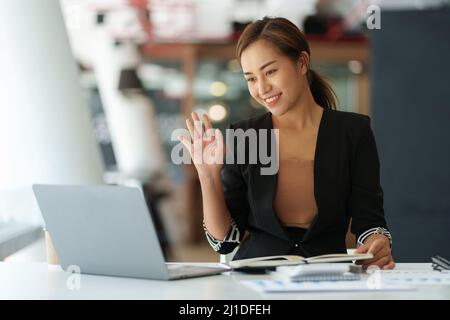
[{"x1": 178, "y1": 112, "x2": 225, "y2": 178}]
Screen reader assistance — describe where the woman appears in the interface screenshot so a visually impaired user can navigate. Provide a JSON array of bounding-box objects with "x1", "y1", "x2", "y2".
[{"x1": 178, "y1": 17, "x2": 394, "y2": 270}]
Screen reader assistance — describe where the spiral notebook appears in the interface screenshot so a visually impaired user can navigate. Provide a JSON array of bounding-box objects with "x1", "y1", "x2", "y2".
[{"x1": 273, "y1": 263, "x2": 361, "y2": 282}]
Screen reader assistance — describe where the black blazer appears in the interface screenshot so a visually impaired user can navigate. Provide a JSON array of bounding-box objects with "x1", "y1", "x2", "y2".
[{"x1": 219, "y1": 108, "x2": 389, "y2": 260}]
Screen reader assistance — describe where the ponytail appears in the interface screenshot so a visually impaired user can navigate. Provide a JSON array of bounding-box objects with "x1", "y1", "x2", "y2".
[{"x1": 307, "y1": 69, "x2": 337, "y2": 110}]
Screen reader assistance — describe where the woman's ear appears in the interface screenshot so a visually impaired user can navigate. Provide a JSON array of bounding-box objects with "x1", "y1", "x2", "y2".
[{"x1": 298, "y1": 51, "x2": 310, "y2": 75}]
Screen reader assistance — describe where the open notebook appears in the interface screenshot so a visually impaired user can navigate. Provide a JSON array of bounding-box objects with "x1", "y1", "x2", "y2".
[{"x1": 229, "y1": 253, "x2": 373, "y2": 269}]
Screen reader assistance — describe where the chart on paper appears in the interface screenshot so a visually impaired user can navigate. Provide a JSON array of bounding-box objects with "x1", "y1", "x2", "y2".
[
  {"x1": 241, "y1": 279, "x2": 414, "y2": 293},
  {"x1": 376, "y1": 270, "x2": 450, "y2": 285}
]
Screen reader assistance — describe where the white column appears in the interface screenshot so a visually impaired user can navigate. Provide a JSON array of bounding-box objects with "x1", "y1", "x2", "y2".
[
  {"x1": 90, "y1": 34, "x2": 165, "y2": 182},
  {"x1": 0, "y1": 0, "x2": 104, "y2": 225}
]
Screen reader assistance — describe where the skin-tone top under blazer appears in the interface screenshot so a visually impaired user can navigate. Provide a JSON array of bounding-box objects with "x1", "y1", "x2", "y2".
[{"x1": 273, "y1": 159, "x2": 318, "y2": 229}]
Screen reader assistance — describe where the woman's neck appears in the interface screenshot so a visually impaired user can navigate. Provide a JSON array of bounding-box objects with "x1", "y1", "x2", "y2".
[{"x1": 273, "y1": 89, "x2": 323, "y2": 130}]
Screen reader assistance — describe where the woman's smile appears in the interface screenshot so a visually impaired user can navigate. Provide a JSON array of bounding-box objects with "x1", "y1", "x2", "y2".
[{"x1": 263, "y1": 93, "x2": 282, "y2": 108}]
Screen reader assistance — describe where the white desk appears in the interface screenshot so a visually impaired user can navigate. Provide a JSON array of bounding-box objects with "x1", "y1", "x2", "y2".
[{"x1": 0, "y1": 262, "x2": 449, "y2": 300}]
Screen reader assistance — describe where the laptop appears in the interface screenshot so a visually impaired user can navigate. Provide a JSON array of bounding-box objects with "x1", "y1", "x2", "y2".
[{"x1": 32, "y1": 184, "x2": 230, "y2": 280}]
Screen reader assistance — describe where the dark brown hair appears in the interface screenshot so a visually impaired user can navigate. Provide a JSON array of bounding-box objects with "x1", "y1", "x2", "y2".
[{"x1": 237, "y1": 16, "x2": 337, "y2": 110}]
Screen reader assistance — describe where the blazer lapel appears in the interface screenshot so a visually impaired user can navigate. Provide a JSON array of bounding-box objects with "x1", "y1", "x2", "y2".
[
  {"x1": 249, "y1": 113, "x2": 290, "y2": 241},
  {"x1": 303, "y1": 108, "x2": 339, "y2": 241}
]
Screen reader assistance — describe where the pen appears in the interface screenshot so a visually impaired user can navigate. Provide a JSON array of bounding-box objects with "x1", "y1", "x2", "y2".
[{"x1": 431, "y1": 255, "x2": 450, "y2": 271}]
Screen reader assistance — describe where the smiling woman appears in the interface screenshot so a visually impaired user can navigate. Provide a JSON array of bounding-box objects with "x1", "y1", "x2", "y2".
[
  {"x1": 237, "y1": 17, "x2": 337, "y2": 113},
  {"x1": 179, "y1": 17, "x2": 394, "y2": 270}
]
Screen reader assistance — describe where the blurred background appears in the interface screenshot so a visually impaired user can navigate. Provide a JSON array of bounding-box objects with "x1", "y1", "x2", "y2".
[{"x1": 1, "y1": 0, "x2": 449, "y2": 264}]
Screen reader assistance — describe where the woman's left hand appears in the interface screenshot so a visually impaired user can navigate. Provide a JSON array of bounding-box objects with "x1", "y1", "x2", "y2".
[{"x1": 354, "y1": 234, "x2": 395, "y2": 270}]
